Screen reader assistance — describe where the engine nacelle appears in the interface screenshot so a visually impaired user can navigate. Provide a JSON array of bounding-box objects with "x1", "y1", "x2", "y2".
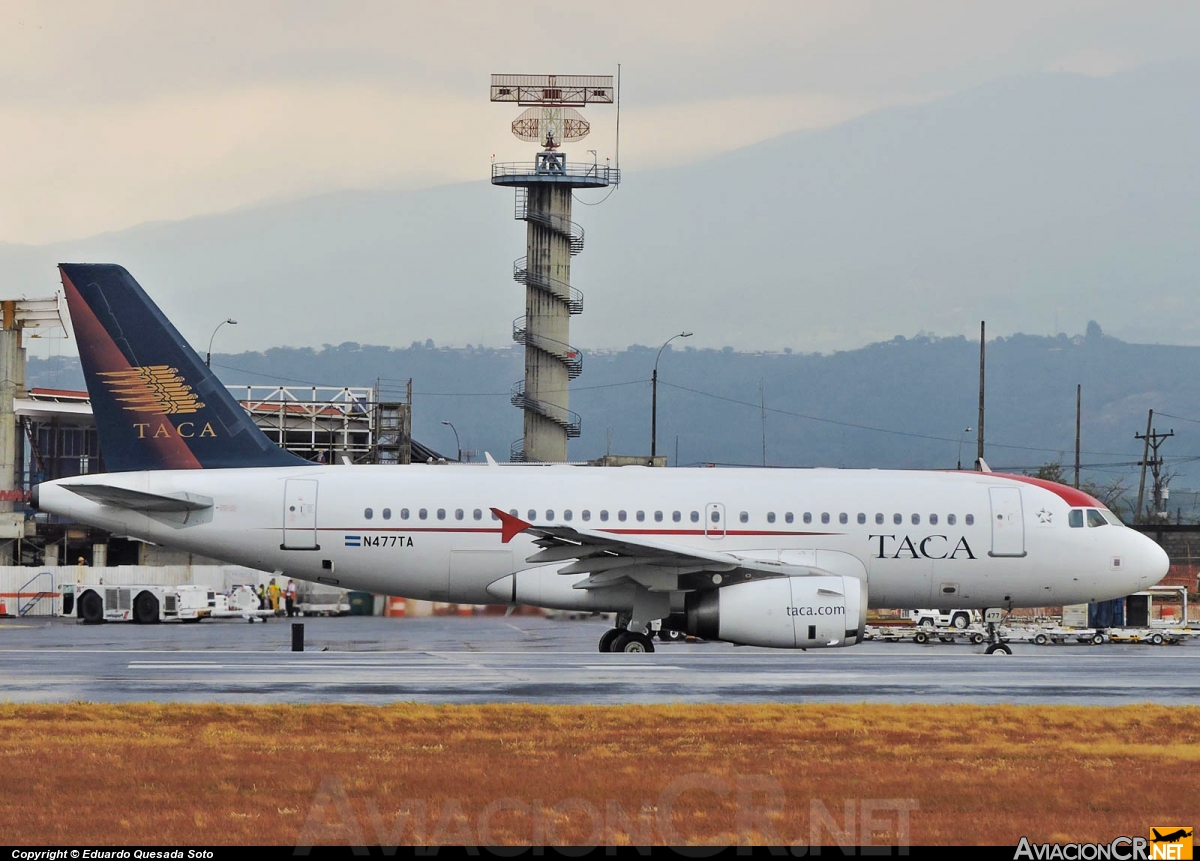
[{"x1": 682, "y1": 575, "x2": 867, "y2": 648}]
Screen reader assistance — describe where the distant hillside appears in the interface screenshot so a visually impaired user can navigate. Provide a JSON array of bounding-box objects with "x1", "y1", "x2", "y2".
[
  {"x1": 3, "y1": 62, "x2": 1200, "y2": 355},
  {"x1": 28, "y1": 325, "x2": 1200, "y2": 503}
]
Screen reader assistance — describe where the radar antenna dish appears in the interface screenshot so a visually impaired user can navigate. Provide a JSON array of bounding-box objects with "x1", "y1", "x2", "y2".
[{"x1": 511, "y1": 107, "x2": 590, "y2": 147}]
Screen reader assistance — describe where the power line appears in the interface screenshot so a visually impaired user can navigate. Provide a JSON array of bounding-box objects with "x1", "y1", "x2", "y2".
[{"x1": 657, "y1": 379, "x2": 1139, "y2": 458}]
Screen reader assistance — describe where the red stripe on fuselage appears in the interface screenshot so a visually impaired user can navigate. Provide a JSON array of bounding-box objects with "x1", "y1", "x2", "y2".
[
  {"x1": 59, "y1": 267, "x2": 202, "y2": 470},
  {"x1": 991, "y1": 473, "x2": 1103, "y2": 507}
]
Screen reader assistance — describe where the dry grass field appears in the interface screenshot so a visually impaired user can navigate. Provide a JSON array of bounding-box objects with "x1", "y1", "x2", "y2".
[{"x1": 0, "y1": 703, "x2": 1196, "y2": 846}]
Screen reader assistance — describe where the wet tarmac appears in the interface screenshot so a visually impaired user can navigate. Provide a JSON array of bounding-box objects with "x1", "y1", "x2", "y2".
[{"x1": 1, "y1": 615, "x2": 1196, "y2": 705}]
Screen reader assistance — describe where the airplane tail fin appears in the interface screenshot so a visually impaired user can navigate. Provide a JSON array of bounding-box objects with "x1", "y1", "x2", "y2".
[
  {"x1": 1152, "y1": 830, "x2": 1163, "y2": 841},
  {"x1": 59, "y1": 263, "x2": 308, "y2": 472}
]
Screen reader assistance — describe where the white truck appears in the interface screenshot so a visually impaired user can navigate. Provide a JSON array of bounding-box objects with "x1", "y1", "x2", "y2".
[
  {"x1": 910, "y1": 608, "x2": 977, "y2": 630},
  {"x1": 62, "y1": 583, "x2": 213, "y2": 624}
]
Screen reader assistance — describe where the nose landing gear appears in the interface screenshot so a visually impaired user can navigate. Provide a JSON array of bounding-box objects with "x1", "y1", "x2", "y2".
[{"x1": 982, "y1": 607, "x2": 1012, "y2": 655}]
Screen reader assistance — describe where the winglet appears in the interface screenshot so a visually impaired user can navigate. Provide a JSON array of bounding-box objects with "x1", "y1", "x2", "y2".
[{"x1": 491, "y1": 507, "x2": 531, "y2": 543}]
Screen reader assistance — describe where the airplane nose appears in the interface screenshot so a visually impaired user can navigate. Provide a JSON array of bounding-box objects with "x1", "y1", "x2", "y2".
[{"x1": 1147, "y1": 539, "x2": 1169, "y2": 586}]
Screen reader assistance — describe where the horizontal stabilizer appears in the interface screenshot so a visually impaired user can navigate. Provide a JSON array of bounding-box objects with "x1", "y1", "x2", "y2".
[{"x1": 66, "y1": 484, "x2": 214, "y2": 512}]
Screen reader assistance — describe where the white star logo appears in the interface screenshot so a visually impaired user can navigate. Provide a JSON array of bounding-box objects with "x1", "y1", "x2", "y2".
[{"x1": 1036, "y1": 509, "x2": 1053, "y2": 524}]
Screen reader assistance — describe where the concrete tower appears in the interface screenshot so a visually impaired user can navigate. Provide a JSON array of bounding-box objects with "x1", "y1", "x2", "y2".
[{"x1": 491, "y1": 74, "x2": 618, "y2": 462}]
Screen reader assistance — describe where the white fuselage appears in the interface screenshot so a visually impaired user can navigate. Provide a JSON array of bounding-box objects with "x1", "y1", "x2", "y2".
[{"x1": 35, "y1": 464, "x2": 1167, "y2": 612}]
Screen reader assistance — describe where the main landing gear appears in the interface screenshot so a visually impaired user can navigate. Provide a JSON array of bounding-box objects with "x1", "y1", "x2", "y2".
[
  {"x1": 599, "y1": 628, "x2": 656, "y2": 653},
  {"x1": 598, "y1": 612, "x2": 657, "y2": 653}
]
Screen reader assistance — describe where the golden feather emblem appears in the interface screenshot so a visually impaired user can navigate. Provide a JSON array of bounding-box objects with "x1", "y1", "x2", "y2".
[{"x1": 98, "y1": 366, "x2": 206, "y2": 415}]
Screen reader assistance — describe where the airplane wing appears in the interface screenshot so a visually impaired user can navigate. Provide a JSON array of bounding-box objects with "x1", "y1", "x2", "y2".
[
  {"x1": 66, "y1": 484, "x2": 214, "y2": 512},
  {"x1": 491, "y1": 507, "x2": 817, "y2": 591}
]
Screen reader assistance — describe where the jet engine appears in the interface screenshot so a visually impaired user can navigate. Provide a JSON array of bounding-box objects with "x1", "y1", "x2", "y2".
[{"x1": 678, "y1": 575, "x2": 867, "y2": 648}]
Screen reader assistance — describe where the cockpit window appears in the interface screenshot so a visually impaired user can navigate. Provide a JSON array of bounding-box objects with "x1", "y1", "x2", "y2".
[
  {"x1": 1100, "y1": 509, "x2": 1124, "y2": 527},
  {"x1": 1086, "y1": 509, "x2": 1107, "y2": 528},
  {"x1": 1068, "y1": 509, "x2": 1084, "y2": 528}
]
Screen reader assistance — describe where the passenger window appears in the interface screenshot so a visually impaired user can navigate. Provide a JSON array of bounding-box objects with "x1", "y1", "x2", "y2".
[
  {"x1": 582, "y1": 510, "x2": 591, "y2": 521},
  {"x1": 508, "y1": 509, "x2": 518, "y2": 518},
  {"x1": 437, "y1": 509, "x2": 446, "y2": 520},
  {"x1": 839, "y1": 513, "x2": 848, "y2": 525},
  {"x1": 821, "y1": 513, "x2": 830, "y2": 524},
  {"x1": 546, "y1": 510, "x2": 555, "y2": 521},
  {"x1": 929, "y1": 513, "x2": 938, "y2": 525},
  {"x1": 618, "y1": 510, "x2": 627, "y2": 522},
  {"x1": 767, "y1": 512, "x2": 776, "y2": 524},
  {"x1": 473, "y1": 509, "x2": 482, "y2": 520},
  {"x1": 965, "y1": 514, "x2": 974, "y2": 526},
  {"x1": 673, "y1": 511, "x2": 682, "y2": 522},
  {"x1": 527, "y1": 509, "x2": 536, "y2": 520},
  {"x1": 419, "y1": 508, "x2": 428, "y2": 520},
  {"x1": 382, "y1": 508, "x2": 392, "y2": 520},
  {"x1": 912, "y1": 514, "x2": 920, "y2": 525},
  {"x1": 947, "y1": 514, "x2": 956, "y2": 526},
  {"x1": 636, "y1": 511, "x2": 645, "y2": 522},
  {"x1": 740, "y1": 511, "x2": 749, "y2": 523},
  {"x1": 893, "y1": 513, "x2": 902, "y2": 525},
  {"x1": 803, "y1": 512, "x2": 812, "y2": 524},
  {"x1": 857, "y1": 513, "x2": 866, "y2": 525},
  {"x1": 1069, "y1": 509, "x2": 1084, "y2": 528},
  {"x1": 655, "y1": 511, "x2": 663, "y2": 522},
  {"x1": 690, "y1": 511, "x2": 700, "y2": 522},
  {"x1": 564, "y1": 510, "x2": 573, "y2": 521},
  {"x1": 364, "y1": 508, "x2": 373, "y2": 520},
  {"x1": 710, "y1": 510, "x2": 719, "y2": 523},
  {"x1": 875, "y1": 513, "x2": 884, "y2": 525},
  {"x1": 785, "y1": 512, "x2": 794, "y2": 524},
  {"x1": 1087, "y1": 509, "x2": 1107, "y2": 528},
  {"x1": 600, "y1": 510, "x2": 609, "y2": 522},
  {"x1": 401, "y1": 508, "x2": 410, "y2": 520},
  {"x1": 455, "y1": 509, "x2": 464, "y2": 520}
]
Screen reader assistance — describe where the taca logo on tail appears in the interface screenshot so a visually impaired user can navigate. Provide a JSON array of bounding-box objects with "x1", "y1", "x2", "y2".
[{"x1": 58, "y1": 263, "x2": 307, "y2": 472}]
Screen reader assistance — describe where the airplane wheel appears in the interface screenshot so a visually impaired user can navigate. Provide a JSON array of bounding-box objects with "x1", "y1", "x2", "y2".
[
  {"x1": 970, "y1": 633, "x2": 985, "y2": 645},
  {"x1": 985, "y1": 643, "x2": 1012, "y2": 655},
  {"x1": 1034, "y1": 633, "x2": 1048, "y2": 646},
  {"x1": 133, "y1": 592, "x2": 160, "y2": 625},
  {"x1": 598, "y1": 628, "x2": 621, "y2": 653},
  {"x1": 78, "y1": 590, "x2": 103, "y2": 625},
  {"x1": 913, "y1": 631, "x2": 928, "y2": 644},
  {"x1": 611, "y1": 632, "x2": 655, "y2": 653}
]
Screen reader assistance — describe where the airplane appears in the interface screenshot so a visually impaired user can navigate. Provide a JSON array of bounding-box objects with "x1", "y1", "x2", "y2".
[
  {"x1": 33, "y1": 264, "x2": 1169, "y2": 654},
  {"x1": 1151, "y1": 830, "x2": 1192, "y2": 844}
]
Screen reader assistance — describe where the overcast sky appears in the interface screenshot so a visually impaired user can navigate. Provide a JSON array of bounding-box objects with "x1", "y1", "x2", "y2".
[{"x1": 3, "y1": 1, "x2": 1198, "y2": 245}]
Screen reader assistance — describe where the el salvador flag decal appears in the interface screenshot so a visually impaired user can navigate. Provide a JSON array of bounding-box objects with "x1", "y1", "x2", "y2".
[{"x1": 344, "y1": 535, "x2": 361, "y2": 547}]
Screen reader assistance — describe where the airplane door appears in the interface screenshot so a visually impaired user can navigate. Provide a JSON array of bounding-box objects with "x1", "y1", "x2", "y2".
[
  {"x1": 988, "y1": 486, "x2": 1026, "y2": 558},
  {"x1": 705, "y1": 503, "x2": 725, "y2": 539},
  {"x1": 282, "y1": 479, "x2": 319, "y2": 550}
]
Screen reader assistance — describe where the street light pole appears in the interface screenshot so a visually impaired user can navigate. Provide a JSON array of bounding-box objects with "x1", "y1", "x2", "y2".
[
  {"x1": 441, "y1": 420, "x2": 461, "y2": 463},
  {"x1": 651, "y1": 331, "x2": 692, "y2": 460},
  {"x1": 957, "y1": 427, "x2": 972, "y2": 471},
  {"x1": 206, "y1": 318, "x2": 237, "y2": 368}
]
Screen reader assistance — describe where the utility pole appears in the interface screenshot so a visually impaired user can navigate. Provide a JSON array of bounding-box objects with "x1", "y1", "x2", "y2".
[
  {"x1": 1135, "y1": 413, "x2": 1174, "y2": 522},
  {"x1": 976, "y1": 321, "x2": 985, "y2": 470},
  {"x1": 760, "y1": 379, "x2": 766, "y2": 468},
  {"x1": 1074, "y1": 384, "x2": 1081, "y2": 489},
  {"x1": 1135, "y1": 409, "x2": 1152, "y2": 521}
]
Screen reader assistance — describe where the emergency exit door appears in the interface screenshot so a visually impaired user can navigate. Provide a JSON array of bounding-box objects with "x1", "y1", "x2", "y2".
[
  {"x1": 283, "y1": 479, "x2": 320, "y2": 550},
  {"x1": 988, "y1": 486, "x2": 1026, "y2": 557}
]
